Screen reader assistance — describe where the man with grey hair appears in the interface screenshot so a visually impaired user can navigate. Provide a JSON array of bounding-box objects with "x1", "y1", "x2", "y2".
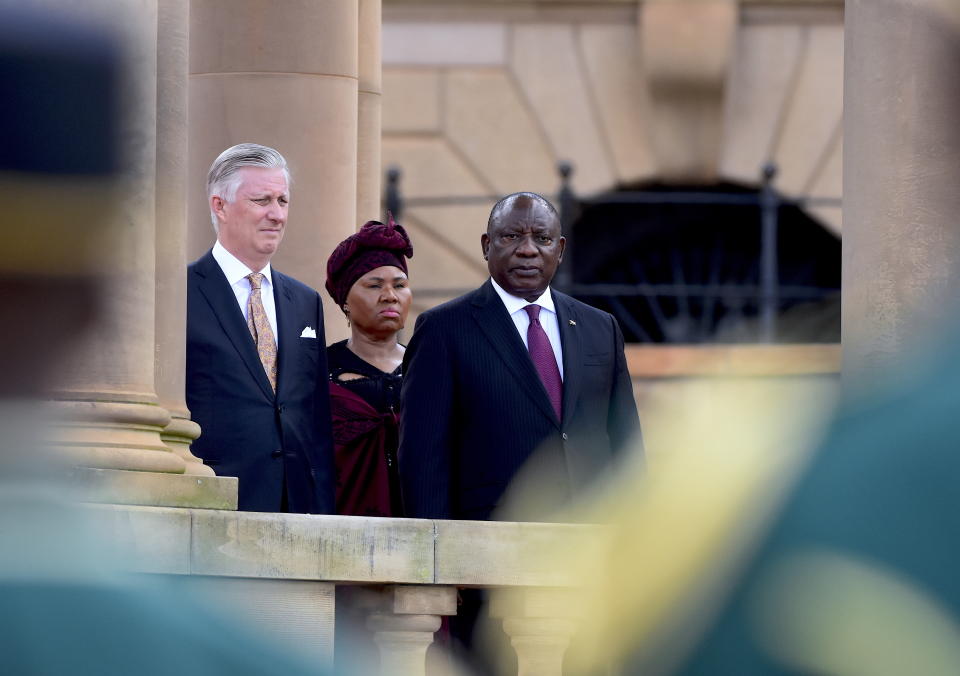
[{"x1": 186, "y1": 143, "x2": 335, "y2": 513}]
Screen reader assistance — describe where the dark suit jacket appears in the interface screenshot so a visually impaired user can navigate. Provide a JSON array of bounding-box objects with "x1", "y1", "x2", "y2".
[
  {"x1": 399, "y1": 280, "x2": 642, "y2": 521},
  {"x1": 186, "y1": 250, "x2": 335, "y2": 513}
]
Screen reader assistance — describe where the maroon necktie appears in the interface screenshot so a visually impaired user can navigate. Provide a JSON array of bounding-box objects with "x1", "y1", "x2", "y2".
[{"x1": 524, "y1": 304, "x2": 562, "y2": 421}]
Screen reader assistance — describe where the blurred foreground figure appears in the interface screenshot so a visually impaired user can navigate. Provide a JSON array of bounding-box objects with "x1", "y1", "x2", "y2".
[
  {"x1": 666, "y1": 345, "x2": 960, "y2": 675},
  {"x1": 0, "y1": 8, "x2": 329, "y2": 675},
  {"x1": 553, "y1": 337, "x2": 960, "y2": 674}
]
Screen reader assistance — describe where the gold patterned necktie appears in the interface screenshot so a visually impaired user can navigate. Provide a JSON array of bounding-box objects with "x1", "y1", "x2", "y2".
[{"x1": 246, "y1": 272, "x2": 278, "y2": 392}]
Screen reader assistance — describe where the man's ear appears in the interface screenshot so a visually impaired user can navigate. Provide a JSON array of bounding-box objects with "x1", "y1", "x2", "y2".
[
  {"x1": 557, "y1": 235, "x2": 566, "y2": 263},
  {"x1": 481, "y1": 233, "x2": 490, "y2": 260},
  {"x1": 211, "y1": 195, "x2": 226, "y2": 221}
]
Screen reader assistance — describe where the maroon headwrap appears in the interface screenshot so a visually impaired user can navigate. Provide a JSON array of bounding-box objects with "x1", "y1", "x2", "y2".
[{"x1": 325, "y1": 213, "x2": 413, "y2": 309}]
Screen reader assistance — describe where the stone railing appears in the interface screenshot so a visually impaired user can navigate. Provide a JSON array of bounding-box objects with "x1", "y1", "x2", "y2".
[{"x1": 93, "y1": 503, "x2": 608, "y2": 675}]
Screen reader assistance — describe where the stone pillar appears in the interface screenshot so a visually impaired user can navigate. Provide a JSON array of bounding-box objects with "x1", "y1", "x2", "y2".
[
  {"x1": 640, "y1": 0, "x2": 738, "y2": 182},
  {"x1": 155, "y1": 0, "x2": 213, "y2": 477},
  {"x1": 357, "y1": 0, "x2": 383, "y2": 226},
  {"x1": 44, "y1": 0, "x2": 237, "y2": 510},
  {"x1": 842, "y1": 0, "x2": 960, "y2": 389},
  {"x1": 48, "y1": 1, "x2": 184, "y2": 477},
  {"x1": 490, "y1": 588, "x2": 582, "y2": 676},
  {"x1": 188, "y1": 0, "x2": 360, "y2": 335},
  {"x1": 366, "y1": 585, "x2": 457, "y2": 676}
]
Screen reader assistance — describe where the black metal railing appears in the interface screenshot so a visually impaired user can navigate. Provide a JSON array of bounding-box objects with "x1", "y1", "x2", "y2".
[{"x1": 384, "y1": 163, "x2": 841, "y2": 343}]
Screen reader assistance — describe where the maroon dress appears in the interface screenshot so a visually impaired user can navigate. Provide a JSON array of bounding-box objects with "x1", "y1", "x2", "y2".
[{"x1": 326, "y1": 340, "x2": 403, "y2": 517}]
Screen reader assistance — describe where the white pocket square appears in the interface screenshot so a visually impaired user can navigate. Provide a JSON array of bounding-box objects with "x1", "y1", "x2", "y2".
[{"x1": 300, "y1": 326, "x2": 317, "y2": 339}]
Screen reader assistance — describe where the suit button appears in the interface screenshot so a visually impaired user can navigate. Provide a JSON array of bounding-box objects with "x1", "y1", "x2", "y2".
[
  {"x1": 270, "y1": 450, "x2": 282, "y2": 458},
  {"x1": 276, "y1": 405, "x2": 284, "y2": 415},
  {"x1": 562, "y1": 433, "x2": 568, "y2": 440}
]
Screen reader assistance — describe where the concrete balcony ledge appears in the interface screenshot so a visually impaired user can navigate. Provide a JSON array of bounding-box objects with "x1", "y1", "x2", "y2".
[
  {"x1": 88, "y1": 503, "x2": 607, "y2": 587},
  {"x1": 86, "y1": 504, "x2": 609, "y2": 673}
]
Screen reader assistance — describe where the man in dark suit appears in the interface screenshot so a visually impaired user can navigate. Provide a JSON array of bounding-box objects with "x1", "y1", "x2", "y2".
[
  {"x1": 399, "y1": 192, "x2": 642, "y2": 522},
  {"x1": 187, "y1": 143, "x2": 334, "y2": 513}
]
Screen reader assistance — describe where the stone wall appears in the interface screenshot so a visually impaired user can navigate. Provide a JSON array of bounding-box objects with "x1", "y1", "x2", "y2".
[{"x1": 380, "y1": 1, "x2": 844, "y2": 327}]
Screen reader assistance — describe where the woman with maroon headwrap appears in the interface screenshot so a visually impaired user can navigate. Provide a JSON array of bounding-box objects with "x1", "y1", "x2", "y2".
[{"x1": 324, "y1": 216, "x2": 413, "y2": 517}]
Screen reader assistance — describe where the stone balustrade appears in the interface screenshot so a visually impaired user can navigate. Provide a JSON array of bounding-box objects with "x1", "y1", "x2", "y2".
[{"x1": 89, "y1": 503, "x2": 610, "y2": 675}]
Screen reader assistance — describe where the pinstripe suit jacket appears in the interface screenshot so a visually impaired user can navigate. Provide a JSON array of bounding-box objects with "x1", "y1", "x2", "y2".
[{"x1": 399, "y1": 279, "x2": 642, "y2": 521}]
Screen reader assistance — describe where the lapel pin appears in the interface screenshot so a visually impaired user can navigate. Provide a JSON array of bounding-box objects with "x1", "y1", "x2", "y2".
[{"x1": 569, "y1": 319, "x2": 576, "y2": 326}]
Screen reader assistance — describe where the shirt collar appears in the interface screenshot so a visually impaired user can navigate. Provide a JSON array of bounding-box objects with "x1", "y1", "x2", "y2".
[
  {"x1": 490, "y1": 277, "x2": 555, "y2": 316},
  {"x1": 213, "y1": 240, "x2": 273, "y2": 287}
]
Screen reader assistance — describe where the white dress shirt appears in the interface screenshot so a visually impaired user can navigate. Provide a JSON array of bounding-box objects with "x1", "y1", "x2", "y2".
[
  {"x1": 212, "y1": 240, "x2": 278, "y2": 338},
  {"x1": 490, "y1": 278, "x2": 564, "y2": 380}
]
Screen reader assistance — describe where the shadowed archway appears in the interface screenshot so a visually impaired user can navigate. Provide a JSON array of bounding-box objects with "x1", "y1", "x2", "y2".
[{"x1": 562, "y1": 180, "x2": 840, "y2": 344}]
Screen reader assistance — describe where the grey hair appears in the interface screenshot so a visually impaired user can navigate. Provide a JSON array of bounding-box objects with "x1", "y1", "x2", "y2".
[
  {"x1": 207, "y1": 143, "x2": 291, "y2": 231},
  {"x1": 486, "y1": 192, "x2": 560, "y2": 232}
]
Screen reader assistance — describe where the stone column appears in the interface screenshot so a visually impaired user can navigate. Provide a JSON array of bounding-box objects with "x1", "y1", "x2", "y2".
[
  {"x1": 357, "y1": 0, "x2": 383, "y2": 226},
  {"x1": 366, "y1": 585, "x2": 457, "y2": 676},
  {"x1": 44, "y1": 0, "x2": 236, "y2": 510},
  {"x1": 155, "y1": 0, "x2": 213, "y2": 477},
  {"x1": 842, "y1": 0, "x2": 960, "y2": 389},
  {"x1": 490, "y1": 588, "x2": 582, "y2": 676},
  {"x1": 188, "y1": 0, "x2": 360, "y2": 335},
  {"x1": 48, "y1": 1, "x2": 184, "y2": 477}
]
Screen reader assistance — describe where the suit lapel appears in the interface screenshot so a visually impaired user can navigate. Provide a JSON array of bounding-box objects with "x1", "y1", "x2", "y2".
[
  {"x1": 472, "y1": 281, "x2": 560, "y2": 427},
  {"x1": 273, "y1": 272, "x2": 299, "y2": 398},
  {"x1": 554, "y1": 292, "x2": 582, "y2": 428},
  {"x1": 194, "y1": 251, "x2": 275, "y2": 401}
]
